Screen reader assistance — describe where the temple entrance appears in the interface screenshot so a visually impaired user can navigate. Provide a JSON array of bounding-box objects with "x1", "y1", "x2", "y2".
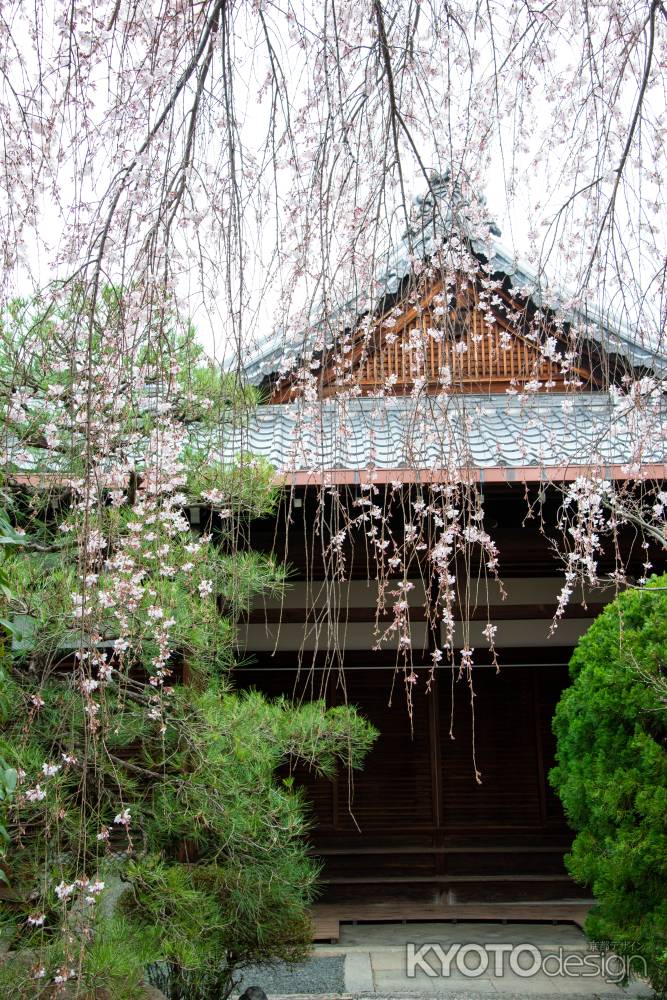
[{"x1": 237, "y1": 652, "x2": 587, "y2": 913}]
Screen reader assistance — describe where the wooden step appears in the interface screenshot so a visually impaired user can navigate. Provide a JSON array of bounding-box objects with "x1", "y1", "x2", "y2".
[
  {"x1": 312, "y1": 844, "x2": 570, "y2": 856},
  {"x1": 312, "y1": 914, "x2": 340, "y2": 943},
  {"x1": 311, "y1": 899, "x2": 594, "y2": 932}
]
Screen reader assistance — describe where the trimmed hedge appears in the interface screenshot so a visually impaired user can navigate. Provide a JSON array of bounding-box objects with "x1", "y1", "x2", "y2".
[{"x1": 551, "y1": 575, "x2": 667, "y2": 995}]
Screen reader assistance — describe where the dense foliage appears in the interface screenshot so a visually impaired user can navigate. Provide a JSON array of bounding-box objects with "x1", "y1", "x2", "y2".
[
  {"x1": 0, "y1": 674, "x2": 374, "y2": 997},
  {"x1": 0, "y1": 292, "x2": 377, "y2": 997},
  {"x1": 551, "y1": 575, "x2": 667, "y2": 996}
]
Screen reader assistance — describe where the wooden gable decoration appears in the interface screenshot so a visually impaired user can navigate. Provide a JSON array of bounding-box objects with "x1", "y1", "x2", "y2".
[{"x1": 271, "y1": 277, "x2": 593, "y2": 402}]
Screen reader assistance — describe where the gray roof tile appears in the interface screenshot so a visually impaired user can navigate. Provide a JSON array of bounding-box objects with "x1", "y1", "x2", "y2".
[{"x1": 220, "y1": 393, "x2": 667, "y2": 474}]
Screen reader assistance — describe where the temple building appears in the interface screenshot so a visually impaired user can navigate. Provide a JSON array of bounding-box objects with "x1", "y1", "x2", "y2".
[{"x1": 225, "y1": 174, "x2": 667, "y2": 933}]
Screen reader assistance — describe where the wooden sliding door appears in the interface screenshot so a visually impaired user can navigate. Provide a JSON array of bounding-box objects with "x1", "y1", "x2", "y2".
[{"x1": 236, "y1": 656, "x2": 580, "y2": 903}]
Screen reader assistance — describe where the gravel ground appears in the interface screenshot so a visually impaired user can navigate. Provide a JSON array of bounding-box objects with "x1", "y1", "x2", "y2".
[{"x1": 235, "y1": 955, "x2": 346, "y2": 996}]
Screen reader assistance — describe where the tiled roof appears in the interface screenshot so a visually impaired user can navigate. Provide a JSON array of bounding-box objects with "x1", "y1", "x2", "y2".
[{"x1": 220, "y1": 392, "x2": 667, "y2": 479}]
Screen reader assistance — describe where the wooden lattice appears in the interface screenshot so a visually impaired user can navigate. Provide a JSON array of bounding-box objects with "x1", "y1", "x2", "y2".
[
  {"x1": 355, "y1": 311, "x2": 567, "y2": 393},
  {"x1": 271, "y1": 279, "x2": 591, "y2": 401}
]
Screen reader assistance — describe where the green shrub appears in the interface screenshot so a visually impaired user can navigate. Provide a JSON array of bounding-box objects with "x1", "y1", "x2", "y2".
[
  {"x1": 551, "y1": 574, "x2": 667, "y2": 995},
  {"x1": 0, "y1": 673, "x2": 375, "y2": 998},
  {"x1": 0, "y1": 290, "x2": 378, "y2": 997}
]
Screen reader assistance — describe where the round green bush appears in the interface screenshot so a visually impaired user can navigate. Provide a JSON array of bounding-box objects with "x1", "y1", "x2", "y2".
[{"x1": 551, "y1": 574, "x2": 667, "y2": 996}]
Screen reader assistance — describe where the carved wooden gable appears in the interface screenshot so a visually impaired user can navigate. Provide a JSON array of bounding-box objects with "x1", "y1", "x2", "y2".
[{"x1": 271, "y1": 277, "x2": 592, "y2": 401}]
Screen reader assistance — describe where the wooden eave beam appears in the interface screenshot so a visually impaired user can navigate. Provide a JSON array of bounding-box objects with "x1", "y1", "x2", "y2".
[
  {"x1": 244, "y1": 603, "x2": 608, "y2": 624},
  {"x1": 273, "y1": 462, "x2": 667, "y2": 487}
]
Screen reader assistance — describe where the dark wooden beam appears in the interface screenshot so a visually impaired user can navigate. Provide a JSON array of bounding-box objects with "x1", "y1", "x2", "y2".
[{"x1": 244, "y1": 603, "x2": 607, "y2": 624}]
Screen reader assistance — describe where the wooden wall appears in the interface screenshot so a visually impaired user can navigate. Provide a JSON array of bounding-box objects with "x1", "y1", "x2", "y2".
[
  {"x1": 236, "y1": 653, "x2": 583, "y2": 904},
  {"x1": 233, "y1": 482, "x2": 663, "y2": 904}
]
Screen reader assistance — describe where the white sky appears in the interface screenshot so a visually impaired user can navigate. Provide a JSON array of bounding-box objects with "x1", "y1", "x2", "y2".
[{"x1": 7, "y1": 2, "x2": 666, "y2": 364}]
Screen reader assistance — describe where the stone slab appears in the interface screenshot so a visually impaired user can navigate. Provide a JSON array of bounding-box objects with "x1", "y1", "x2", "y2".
[{"x1": 345, "y1": 952, "x2": 374, "y2": 992}]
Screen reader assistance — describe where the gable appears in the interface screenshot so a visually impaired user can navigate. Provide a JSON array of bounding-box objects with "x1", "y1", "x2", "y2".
[
  {"x1": 246, "y1": 171, "x2": 667, "y2": 398},
  {"x1": 270, "y1": 277, "x2": 593, "y2": 402}
]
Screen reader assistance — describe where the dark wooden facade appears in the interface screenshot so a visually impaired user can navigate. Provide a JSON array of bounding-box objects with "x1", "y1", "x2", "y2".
[
  {"x1": 237, "y1": 652, "x2": 581, "y2": 906},
  {"x1": 236, "y1": 483, "x2": 663, "y2": 908}
]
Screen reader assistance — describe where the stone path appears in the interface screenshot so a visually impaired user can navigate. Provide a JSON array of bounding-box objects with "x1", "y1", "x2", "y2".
[{"x1": 236, "y1": 922, "x2": 653, "y2": 998}]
